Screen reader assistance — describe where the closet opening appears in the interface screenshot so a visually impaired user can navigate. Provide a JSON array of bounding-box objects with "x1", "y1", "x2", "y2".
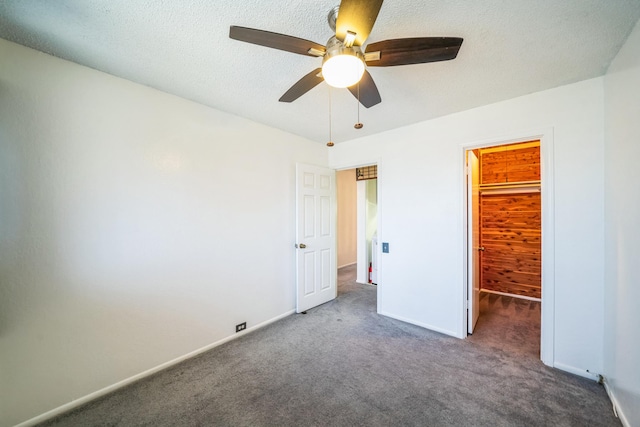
[{"x1": 465, "y1": 141, "x2": 542, "y2": 356}]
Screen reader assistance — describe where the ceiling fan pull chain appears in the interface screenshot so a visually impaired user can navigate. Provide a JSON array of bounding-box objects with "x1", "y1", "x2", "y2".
[
  {"x1": 327, "y1": 86, "x2": 334, "y2": 147},
  {"x1": 355, "y1": 82, "x2": 363, "y2": 129}
]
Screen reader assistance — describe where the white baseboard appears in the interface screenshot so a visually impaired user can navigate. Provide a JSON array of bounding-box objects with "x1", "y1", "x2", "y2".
[
  {"x1": 480, "y1": 289, "x2": 541, "y2": 302},
  {"x1": 338, "y1": 261, "x2": 356, "y2": 269},
  {"x1": 552, "y1": 361, "x2": 600, "y2": 381},
  {"x1": 15, "y1": 309, "x2": 296, "y2": 427},
  {"x1": 603, "y1": 379, "x2": 629, "y2": 427},
  {"x1": 378, "y1": 310, "x2": 460, "y2": 338}
]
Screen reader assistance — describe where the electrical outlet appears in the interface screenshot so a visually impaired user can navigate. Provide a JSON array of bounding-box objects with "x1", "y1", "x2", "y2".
[{"x1": 236, "y1": 322, "x2": 246, "y2": 333}]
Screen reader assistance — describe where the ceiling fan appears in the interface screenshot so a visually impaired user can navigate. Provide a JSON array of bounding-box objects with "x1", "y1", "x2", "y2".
[{"x1": 229, "y1": 0, "x2": 463, "y2": 108}]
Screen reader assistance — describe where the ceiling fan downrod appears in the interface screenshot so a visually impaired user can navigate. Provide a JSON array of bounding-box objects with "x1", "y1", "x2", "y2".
[{"x1": 327, "y1": 5, "x2": 340, "y2": 32}]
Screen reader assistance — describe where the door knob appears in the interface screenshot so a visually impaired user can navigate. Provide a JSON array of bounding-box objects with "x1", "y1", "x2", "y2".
[
  {"x1": 477, "y1": 246, "x2": 485, "y2": 251},
  {"x1": 298, "y1": 243, "x2": 307, "y2": 249}
]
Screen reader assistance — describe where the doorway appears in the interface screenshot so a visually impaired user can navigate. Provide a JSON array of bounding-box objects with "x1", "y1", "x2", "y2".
[
  {"x1": 465, "y1": 140, "x2": 544, "y2": 356},
  {"x1": 336, "y1": 166, "x2": 378, "y2": 287}
]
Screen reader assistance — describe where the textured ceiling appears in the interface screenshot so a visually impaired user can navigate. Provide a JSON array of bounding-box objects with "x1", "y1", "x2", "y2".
[{"x1": 1, "y1": 0, "x2": 639, "y2": 144}]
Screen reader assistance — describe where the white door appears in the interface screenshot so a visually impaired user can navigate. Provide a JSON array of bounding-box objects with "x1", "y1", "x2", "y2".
[
  {"x1": 296, "y1": 163, "x2": 337, "y2": 312},
  {"x1": 467, "y1": 151, "x2": 481, "y2": 333}
]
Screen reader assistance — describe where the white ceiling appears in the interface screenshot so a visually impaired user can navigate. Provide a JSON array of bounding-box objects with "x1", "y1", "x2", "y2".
[{"x1": 1, "y1": 0, "x2": 639, "y2": 144}]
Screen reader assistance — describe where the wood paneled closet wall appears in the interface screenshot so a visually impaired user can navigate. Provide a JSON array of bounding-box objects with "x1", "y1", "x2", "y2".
[{"x1": 478, "y1": 141, "x2": 541, "y2": 299}]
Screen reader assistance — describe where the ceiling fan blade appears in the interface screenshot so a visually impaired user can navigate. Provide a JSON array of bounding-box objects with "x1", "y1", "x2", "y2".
[
  {"x1": 230, "y1": 26, "x2": 326, "y2": 57},
  {"x1": 365, "y1": 37, "x2": 463, "y2": 67},
  {"x1": 336, "y1": 0, "x2": 384, "y2": 46},
  {"x1": 347, "y1": 70, "x2": 381, "y2": 108},
  {"x1": 279, "y1": 68, "x2": 324, "y2": 103}
]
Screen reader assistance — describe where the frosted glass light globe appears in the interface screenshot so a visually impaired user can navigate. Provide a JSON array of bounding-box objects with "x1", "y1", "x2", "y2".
[{"x1": 322, "y1": 54, "x2": 365, "y2": 88}]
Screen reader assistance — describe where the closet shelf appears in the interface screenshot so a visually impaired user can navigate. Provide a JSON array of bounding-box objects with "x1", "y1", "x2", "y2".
[{"x1": 479, "y1": 180, "x2": 541, "y2": 194}]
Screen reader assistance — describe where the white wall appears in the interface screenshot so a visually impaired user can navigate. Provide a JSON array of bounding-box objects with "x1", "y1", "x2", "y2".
[
  {"x1": 336, "y1": 169, "x2": 357, "y2": 267},
  {"x1": 603, "y1": 18, "x2": 640, "y2": 427},
  {"x1": 0, "y1": 39, "x2": 326, "y2": 427},
  {"x1": 329, "y1": 78, "x2": 605, "y2": 377}
]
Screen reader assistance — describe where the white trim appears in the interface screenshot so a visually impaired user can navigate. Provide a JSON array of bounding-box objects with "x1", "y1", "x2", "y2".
[
  {"x1": 539, "y1": 129, "x2": 555, "y2": 367},
  {"x1": 332, "y1": 158, "x2": 384, "y2": 316},
  {"x1": 603, "y1": 379, "x2": 628, "y2": 427},
  {"x1": 480, "y1": 289, "x2": 541, "y2": 302},
  {"x1": 460, "y1": 148, "x2": 470, "y2": 338},
  {"x1": 356, "y1": 180, "x2": 368, "y2": 284},
  {"x1": 331, "y1": 159, "x2": 380, "y2": 171},
  {"x1": 379, "y1": 310, "x2": 458, "y2": 338},
  {"x1": 14, "y1": 309, "x2": 296, "y2": 427},
  {"x1": 553, "y1": 362, "x2": 600, "y2": 381},
  {"x1": 337, "y1": 261, "x2": 357, "y2": 269},
  {"x1": 460, "y1": 127, "x2": 555, "y2": 366},
  {"x1": 374, "y1": 160, "x2": 383, "y2": 315}
]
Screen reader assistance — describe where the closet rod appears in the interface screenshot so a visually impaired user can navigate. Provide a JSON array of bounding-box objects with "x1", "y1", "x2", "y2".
[{"x1": 480, "y1": 186, "x2": 540, "y2": 195}]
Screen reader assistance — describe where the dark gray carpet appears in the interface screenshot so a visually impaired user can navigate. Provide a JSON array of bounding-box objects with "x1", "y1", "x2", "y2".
[
  {"x1": 40, "y1": 265, "x2": 619, "y2": 426},
  {"x1": 467, "y1": 291, "x2": 542, "y2": 359}
]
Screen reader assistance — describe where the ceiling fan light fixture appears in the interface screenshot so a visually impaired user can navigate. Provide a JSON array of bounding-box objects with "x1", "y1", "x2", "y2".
[
  {"x1": 322, "y1": 54, "x2": 365, "y2": 88},
  {"x1": 322, "y1": 37, "x2": 365, "y2": 88}
]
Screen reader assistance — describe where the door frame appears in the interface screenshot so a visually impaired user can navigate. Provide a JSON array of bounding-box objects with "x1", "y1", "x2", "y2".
[
  {"x1": 356, "y1": 178, "x2": 379, "y2": 285},
  {"x1": 461, "y1": 128, "x2": 555, "y2": 367},
  {"x1": 467, "y1": 149, "x2": 480, "y2": 334},
  {"x1": 333, "y1": 159, "x2": 383, "y2": 314},
  {"x1": 356, "y1": 179, "x2": 368, "y2": 284}
]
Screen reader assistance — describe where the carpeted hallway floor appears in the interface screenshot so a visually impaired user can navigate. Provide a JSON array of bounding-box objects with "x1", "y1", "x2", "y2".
[{"x1": 40, "y1": 265, "x2": 619, "y2": 426}]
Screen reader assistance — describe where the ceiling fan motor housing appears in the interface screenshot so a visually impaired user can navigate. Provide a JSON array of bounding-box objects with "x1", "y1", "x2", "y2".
[{"x1": 323, "y1": 36, "x2": 364, "y2": 61}]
